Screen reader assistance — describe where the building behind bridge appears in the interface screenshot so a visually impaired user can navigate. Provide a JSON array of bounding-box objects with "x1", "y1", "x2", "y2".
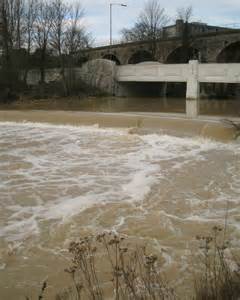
[{"x1": 162, "y1": 19, "x2": 232, "y2": 39}]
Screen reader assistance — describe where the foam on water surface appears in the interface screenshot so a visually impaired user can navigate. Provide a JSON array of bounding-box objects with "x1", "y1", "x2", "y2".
[
  {"x1": 0, "y1": 121, "x2": 240, "y2": 298},
  {"x1": 0, "y1": 121, "x2": 239, "y2": 243}
]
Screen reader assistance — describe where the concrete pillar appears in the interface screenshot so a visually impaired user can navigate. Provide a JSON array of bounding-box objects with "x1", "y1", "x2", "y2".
[{"x1": 186, "y1": 60, "x2": 200, "y2": 118}]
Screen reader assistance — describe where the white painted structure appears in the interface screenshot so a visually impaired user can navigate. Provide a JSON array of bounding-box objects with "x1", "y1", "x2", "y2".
[{"x1": 116, "y1": 60, "x2": 240, "y2": 118}]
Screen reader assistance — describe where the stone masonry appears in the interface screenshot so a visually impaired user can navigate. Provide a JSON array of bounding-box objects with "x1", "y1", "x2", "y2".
[{"x1": 81, "y1": 21, "x2": 240, "y2": 65}]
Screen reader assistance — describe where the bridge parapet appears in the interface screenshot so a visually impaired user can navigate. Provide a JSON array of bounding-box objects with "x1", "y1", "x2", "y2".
[
  {"x1": 116, "y1": 61, "x2": 240, "y2": 83},
  {"x1": 199, "y1": 63, "x2": 240, "y2": 83},
  {"x1": 116, "y1": 63, "x2": 188, "y2": 82}
]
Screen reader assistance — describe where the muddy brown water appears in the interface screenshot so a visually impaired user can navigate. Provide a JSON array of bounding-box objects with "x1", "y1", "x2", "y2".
[
  {"x1": 0, "y1": 96, "x2": 240, "y2": 117},
  {"x1": 0, "y1": 98, "x2": 239, "y2": 299}
]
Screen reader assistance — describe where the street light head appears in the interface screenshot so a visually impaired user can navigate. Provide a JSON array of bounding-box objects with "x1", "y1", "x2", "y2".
[{"x1": 110, "y1": 3, "x2": 127, "y2": 7}]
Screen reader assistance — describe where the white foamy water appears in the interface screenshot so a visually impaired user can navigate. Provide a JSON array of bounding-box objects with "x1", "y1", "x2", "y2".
[
  {"x1": 0, "y1": 122, "x2": 239, "y2": 242},
  {"x1": 0, "y1": 121, "x2": 240, "y2": 298}
]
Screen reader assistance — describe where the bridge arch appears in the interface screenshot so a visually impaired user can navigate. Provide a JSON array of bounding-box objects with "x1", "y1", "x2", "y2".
[
  {"x1": 128, "y1": 50, "x2": 154, "y2": 64},
  {"x1": 217, "y1": 41, "x2": 240, "y2": 62},
  {"x1": 165, "y1": 46, "x2": 199, "y2": 63},
  {"x1": 213, "y1": 41, "x2": 240, "y2": 99},
  {"x1": 102, "y1": 54, "x2": 121, "y2": 65}
]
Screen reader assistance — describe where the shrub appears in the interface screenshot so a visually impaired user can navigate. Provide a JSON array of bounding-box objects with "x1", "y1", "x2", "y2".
[
  {"x1": 56, "y1": 232, "x2": 175, "y2": 300},
  {"x1": 194, "y1": 226, "x2": 240, "y2": 300}
]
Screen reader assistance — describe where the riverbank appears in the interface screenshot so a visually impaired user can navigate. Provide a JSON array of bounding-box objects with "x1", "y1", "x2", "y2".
[{"x1": 0, "y1": 109, "x2": 238, "y2": 142}]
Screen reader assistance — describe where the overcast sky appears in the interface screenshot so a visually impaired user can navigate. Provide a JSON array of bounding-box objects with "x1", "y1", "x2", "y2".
[{"x1": 79, "y1": 0, "x2": 240, "y2": 45}]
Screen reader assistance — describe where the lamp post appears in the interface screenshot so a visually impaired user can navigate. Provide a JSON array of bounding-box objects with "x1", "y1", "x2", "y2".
[{"x1": 110, "y1": 3, "x2": 127, "y2": 46}]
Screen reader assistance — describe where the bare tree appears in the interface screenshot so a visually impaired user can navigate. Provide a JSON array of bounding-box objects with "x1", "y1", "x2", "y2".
[
  {"x1": 49, "y1": 0, "x2": 69, "y2": 94},
  {"x1": 63, "y1": 3, "x2": 92, "y2": 95},
  {"x1": 0, "y1": 0, "x2": 93, "y2": 98},
  {"x1": 63, "y1": 3, "x2": 92, "y2": 55},
  {"x1": 24, "y1": 0, "x2": 38, "y2": 55},
  {"x1": 22, "y1": 0, "x2": 38, "y2": 82},
  {"x1": 2, "y1": 0, "x2": 25, "y2": 49},
  {"x1": 33, "y1": 0, "x2": 54, "y2": 83},
  {"x1": 50, "y1": 0, "x2": 68, "y2": 56},
  {"x1": 176, "y1": 5, "x2": 193, "y2": 23},
  {"x1": 121, "y1": 0, "x2": 169, "y2": 59},
  {"x1": 1, "y1": 0, "x2": 13, "y2": 95},
  {"x1": 1, "y1": 0, "x2": 11, "y2": 61},
  {"x1": 15, "y1": 0, "x2": 25, "y2": 49},
  {"x1": 0, "y1": 0, "x2": 26, "y2": 98},
  {"x1": 176, "y1": 6, "x2": 197, "y2": 62},
  {"x1": 49, "y1": 1, "x2": 92, "y2": 95}
]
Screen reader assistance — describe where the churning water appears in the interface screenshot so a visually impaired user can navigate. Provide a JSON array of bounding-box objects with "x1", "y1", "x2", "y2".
[{"x1": 0, "y1": 121, "x2": 240, "y2": 298}]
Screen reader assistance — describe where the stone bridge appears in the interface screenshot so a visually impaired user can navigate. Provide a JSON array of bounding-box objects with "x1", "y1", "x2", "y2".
[{"x1": 82, "y1": 29, "x2": 240, "y2": 65}]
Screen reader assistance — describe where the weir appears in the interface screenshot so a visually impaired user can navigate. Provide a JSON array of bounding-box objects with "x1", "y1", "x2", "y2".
[{"x1": 115, "y1": 60, "x2": 240, "y2": 118}]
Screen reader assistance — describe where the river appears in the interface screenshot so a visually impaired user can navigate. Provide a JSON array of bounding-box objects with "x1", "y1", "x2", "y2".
[
  {"x1": 0, "y1": 96, "x2": 240, "y2": 117},
  {"x1": 0, "y1": 99, "x2": 240, "y2": 299}
]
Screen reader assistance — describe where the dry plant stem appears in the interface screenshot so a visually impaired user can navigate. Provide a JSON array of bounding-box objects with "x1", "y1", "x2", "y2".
[
  {"x1": 195, "y1": 225, "x2": 240, "y2": 300},
  {"x1": 115, "y1": 243, "x2": 119, "y2": 300},
  {"x1": 63, "y1": 232, "x2": 176, "y2": 300},
  {"x1": 120, "y1": 251, "x2": 138, "y2": 299},
  {"x1": 38, "y1": 280, "x2": 47, "y2": 300},
  {"x1": 223, "y1": 200, "x2": 229, "y2": 242},
  {"x1": 72, "y1": 275, "x2": 81, "y2": 300}
]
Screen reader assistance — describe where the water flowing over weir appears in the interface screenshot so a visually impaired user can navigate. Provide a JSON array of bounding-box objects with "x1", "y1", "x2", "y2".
[{"x1": 0, "y1": 121, "x2": 240, "y2": 298}]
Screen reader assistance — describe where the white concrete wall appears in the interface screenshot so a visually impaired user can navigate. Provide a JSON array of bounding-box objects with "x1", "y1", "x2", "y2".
[
  {"x1": 116, "y1": 61, "x2": 240, "y2": 84},
  {"x1": 117, "y1": 62, "x2": 188, "y2": 82},
  {"x1": 198, "y1": 64, "x2": 240, "y2": 83}
]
